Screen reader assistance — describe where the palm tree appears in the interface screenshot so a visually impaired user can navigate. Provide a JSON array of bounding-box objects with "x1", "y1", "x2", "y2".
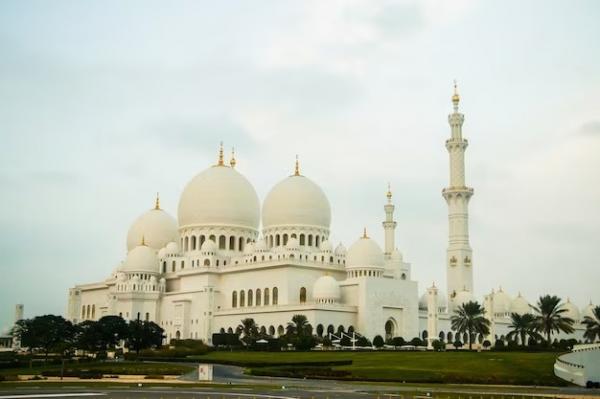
[
  {"x1": 531, "y1": 295, "x2": 574, "y2": 345},
  {"x1": 286, "y1": 314, "x2": 312, "y2": 337},
  {"x1": 582, "y1": 306, "x2": 600, "y2": 343},
  {"x1": 451, "y1": 301, "x2": 491, "y2": 350},
  {"x1": 237, "y1": 318, "x2": 258, "y2": 344},
  {"x1": 506, "y1": 313, "x2": 541, "y2": 346}
]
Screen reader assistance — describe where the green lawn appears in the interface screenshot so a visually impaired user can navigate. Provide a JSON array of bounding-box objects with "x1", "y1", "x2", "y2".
[
  {"x1": 192, "y1": 351, "x2": 564, "y2": 386},
  {"x1": 0, "y1": 361, "x2": 193, "y2": 377}
]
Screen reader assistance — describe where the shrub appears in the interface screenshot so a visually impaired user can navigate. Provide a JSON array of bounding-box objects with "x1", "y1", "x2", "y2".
[
  {"x1": 340, "y1": 336, "x2": 351, "y2": 347},
  {"x1": 453, "y1": 340, "x2": 463, "y2": 349},
  {"x1": 410, "y1": 337, "x2": 423, "y2": 346},
  {"x1": 432, "y1": 340, "x2": 445, "y2": 351},
  {"x1": 294, "y1": 335, "x2": 317, "y2": 351},
  {"x1": 356, "y1": 336, "x2": 371, "y2": 347},
  {"x1": 322, "y1": 337, "x2": 332, "y2": 347},
  {"x1": 494, "y1": 340, "x2": 505, "y2": 350},
  {"x1": 144, "y1": 374, "x2": 165, "y2": 380},
  {"x1": 373, "y1": 335, "x2": 384, "y2": 348},
  {"x1": 391, "y1": 337, "x2": 406, "y2": 347}
]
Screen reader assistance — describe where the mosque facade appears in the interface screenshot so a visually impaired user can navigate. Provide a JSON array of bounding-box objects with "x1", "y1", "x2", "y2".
[{"x1": 66, "y1": 88, "x2": 593, "y2": 347}]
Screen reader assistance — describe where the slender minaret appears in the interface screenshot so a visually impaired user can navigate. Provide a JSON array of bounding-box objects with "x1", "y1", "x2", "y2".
[
  {"x1": 426, "y1": 283, "x2": 439, "y2": 349},
  {"x1": 383, "y1": 183, "x2": 397, "y2": 256},
  {"x1": 443, "y1": 82, "x2": 474, "y2": 302}
]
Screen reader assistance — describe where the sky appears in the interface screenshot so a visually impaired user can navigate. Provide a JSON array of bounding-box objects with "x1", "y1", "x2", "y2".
[{"x1": 1, "y1": 0, "x2": 599, "y2": 332}]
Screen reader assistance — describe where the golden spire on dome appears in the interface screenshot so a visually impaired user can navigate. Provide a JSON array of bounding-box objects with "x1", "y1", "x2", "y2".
[
  {"x1": 452, "y1": 80, "x2": 460, "y2": 107},
  {"x1": 154, "y1": 192, "x2": 160, "y2": 210},
  {"x1": 362, "y1": 227, "x2": 369, "y2": 239},
  {"x1": 386, "y1": 182, "x2": 392, "y2": 203},
  {"x1": 217, "y1": 142, "x2": 224, "y2": 166},
  {"x1": 294, "y1": 155, "x2": 300, "y2": 176},
  {"x1": 230, "y1": 147, "x2": 237, "y2": 168}
]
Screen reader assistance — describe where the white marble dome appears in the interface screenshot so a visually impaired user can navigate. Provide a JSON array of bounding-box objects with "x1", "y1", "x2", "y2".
[
  {"x1": 493, "y1": 288, "x2": 512, "y2": 315},
  {"x1": 346, "y1": 235, "x2": 384, "y2": 269},
  {"x1": 262, "y1": 174, "x2": 331, "y2": 230},
  {"x1": 122, "y1": 244, "x2": 159, "y2": 273},
  {"x1": 334, "y1": 243, "x2": 347, "y2": 256},
  {"x1": 581, "y1": 302, "x2": 595, "y2": 320},
  {"x1": 165, "y1": 241, "x2": 179, "y2": 255},
  {"x1": 313, "y1": 275, "x2": 341, "y2": 302},
  {"x1": 178, "y1": 165, "x2": 260, "y2": 230},
  {"x1": 453, "y1": 290, "x2": 475, "y2": 307},
  {"x1": 561, "y1": 299, "x2": 581, "y2": 322},
  {"x1": 126, "y1": 206, "x2": 178, "y2": 252},
  {"x1": 510, "y1": 293, "x2": 531, "y2": 315}
]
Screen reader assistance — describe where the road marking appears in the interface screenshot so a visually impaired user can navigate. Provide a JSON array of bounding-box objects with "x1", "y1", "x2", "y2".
[{"x1": 0, "y1": 394, "x2": 106, "y2": 398}]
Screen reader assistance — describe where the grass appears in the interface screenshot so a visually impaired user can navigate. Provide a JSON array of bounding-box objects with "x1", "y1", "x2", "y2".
[
  {"x1": 0, "y1": 361, "x2": 194, "y2": 377},
  {"x1": 191, "y1": 351, "x2": 565, "y2": 386}
]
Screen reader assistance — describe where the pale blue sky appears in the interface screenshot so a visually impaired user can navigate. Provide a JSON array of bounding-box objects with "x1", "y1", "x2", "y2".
[{"x1": 1, "y1": 0, "x2": 599, "y2": 331}]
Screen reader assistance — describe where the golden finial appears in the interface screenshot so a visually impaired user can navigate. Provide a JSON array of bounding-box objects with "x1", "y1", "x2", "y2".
[
  {"x1": 452, "y1": 80, "x2": 460, "y2": 105},
  {"x1": 294, "y1": 155, "x2": 300, "y2": 176},
  {"x1": 154, "y1": 192, "x2": 160, "y2": 210},
  {"x1": 141, "y1": 235, "x2": 146, "y2": 246},
  {"x1": 229, "y1": 147, "x2": 236, "y2": 168},
  {"x1": 386, "y1": 182, "x2": 392, "y2": 203},
  {"x1": 217, "y1": 142, "x2": 224, "y2": 166},
  {"x1": 362, "y1": 227, "x2": 368, "y2": 239}
]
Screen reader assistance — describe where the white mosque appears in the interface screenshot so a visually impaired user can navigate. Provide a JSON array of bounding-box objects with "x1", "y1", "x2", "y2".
[{"x1": 66, "y1": 87, "x2": 594, "y2": 348}]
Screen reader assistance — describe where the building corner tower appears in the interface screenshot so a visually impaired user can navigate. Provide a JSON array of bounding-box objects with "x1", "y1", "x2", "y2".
[{"x1": 443, "y1": 83, "x2": 474, "y2": 304}]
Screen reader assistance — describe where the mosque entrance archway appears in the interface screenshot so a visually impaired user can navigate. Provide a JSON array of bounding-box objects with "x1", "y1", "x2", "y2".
[{"x1": 385, "y1": 319, "x2": 396, "y2": 341}]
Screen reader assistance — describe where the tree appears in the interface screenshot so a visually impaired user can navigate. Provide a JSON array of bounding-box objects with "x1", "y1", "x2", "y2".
[
  {"x1": 450, "y1": 301, "x2": 491, "y2": 350},
  {"x1": 391, "y1": 337, "x2": 406, "y2": 347},
  {"x1": 13, "y1": 315, "x2": 76, "y2": 360},
  {"x1": 506, "y1": 313, "x2": 542, "y2": 347},
  {"x1": 432, "y1": 339, "x2": 445, "y2": 351},
  {"x1": 286, "y1": 314, "x2": 312, "y2": 337},
  {"x1": 97, "y1": 315, "x2": 128, "y2": 350},
  {"x1": 373, "y1": 335, "x2": 384, "y2": 348},
  {"x1": 582, "y1": 306, "x2": 600, "y2": 343},
  {"x1": 75, "y1": 320, "x2": 102, "y2": 354},
  {"x1": 126, "y1": 320, "x2": 164, "y2": 356},
  {"x1": 453, "y1": 340, "x2": 463, "y2": 349},
  {"x1": 531, "y1": 295, "x2": 574, "y2": 345},
  {"x1": 237, "y1": 318, "x2": 258, "y2": 345}
]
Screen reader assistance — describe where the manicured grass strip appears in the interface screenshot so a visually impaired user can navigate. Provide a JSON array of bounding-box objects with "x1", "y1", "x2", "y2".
[{"x1": 0, "y1": 361, "x2": 194, "y2": 377}]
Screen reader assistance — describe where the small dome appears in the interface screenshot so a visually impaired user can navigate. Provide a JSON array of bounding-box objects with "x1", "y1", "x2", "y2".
[
  {"x1": 320, "y1": 240, "x2": 333, "y2": 252},
  {"x1": 262, "y1": 174, "x2": 331, "y2": 230},
  {"x1": 159, "y1": 277, "x2": 166, "y2": 284},
  {"x1": 201, "y1": 239, "x2": 218, "y2": 253},
  {"x1": 334, "y1": 243, "x2": 346, "y2": 256},
  {"x1": 510, "y1": 293, "x2": 531, "y2": 315},
  {"x1": 126, "y1": 207, "x2": 178, "y2": 252},
  {"x1": 116, "y1": 272, "x2": 126, "y2": 282},
  {"x1": 255, "y1": 238, "x2": 267, "y2": 252},
  {"x1": 178, "y1": 165, "x2": 260, "y2": 230},
  {"x1": 561, "y1": 299, "x2": 581, "y2": 322},
  {"x1": 165, "y1": 241, "x2": 179, "y2": 255},
  {"x1": 453, "y1": 290, "x2": 475, "y2": 307},
  {"x1": 493, "y1": 288, "x2": 512, "y2": 314},
  {"x1": 122, "y1": 244, "x2": 158, "y2": 273},
  {"x1": 286, "y1": 237, "x2": 300, "y2": 250},
  {"x1": 313, "y1": 275, "x2": 341, "y2": 302},
  {"x1": 149, "y1": 275, "x2": 157, "y2": 283},
  {"x1": 158, "y1": 248, "x2": 167, "y2": 259},
  {"x1": 582, "y1": 302, "x2": 596, "y2": 320},
  {"x1": 346, "y1": 235, "x2": 384, "y2": 269}
]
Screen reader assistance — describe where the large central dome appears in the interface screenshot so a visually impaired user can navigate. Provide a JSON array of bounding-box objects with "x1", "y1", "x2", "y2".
[
  {"x1": 178, "y1": 165, "x2": 260, "y2": 230},
  {"x1": 262, "y1": 173, "x2": 331, "y2": 229}
]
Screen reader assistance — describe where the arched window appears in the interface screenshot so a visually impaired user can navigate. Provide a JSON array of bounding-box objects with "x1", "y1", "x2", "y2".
[
  {"x1": 308, "y1": 234, "x2": 313, "y2": 246},
  {"x1": 162, "y1": 261, "x2": 166, "y2": 273},
  {"x1": 269, "y1": 325, "x2": 275, "y2": 336},
  {"x1": 260, "y1": 326, "x2": 266, "y2": 335},
  {"x1": 276, "y1": 234, "x2": 281, "y2": 246},
  {"x1": 240, "y1": 290, "x2": 245, "y2": 307},
  {"x1": 145, "y1": 312, "x2": 149, "y2": 321},
  {"x1": 401, "y1": 273, "x2": 406, "y2": 280},
  {"x1": 229, "y1": 236, "x2": 235, "y2": 250},
  {"x1": 327, "y1": 324, "x2": 334, "y2": 335},
  {"x1": 137, "y1": 312, "x2": 140, "y2": 320},
  {"x1": 200, "y1": 235, "x2": 206, "y2": 247},
  {"x1": 238, "y1": 237, "x2": 244, "y2": 252},
  {"x1": 81, "y1": 305, "x2": 85, "y2": 319},
  {"x1": 232, "y1": 291, "x2": 237, "y2": 308},
  {"x1": 204, "y1": 258, "x2": 210, "y2": 266},
  {"x1": 172, "y1": 261, "x2": 176, "y2": 272},
  {"x1": 268, "y1": 235, "x2": 273, "y2": 248},
  {"x1": 283, "y1": 233, "x2": 288, "y2": 246},
  {"x1": 272, "y1": 287, "x2": 278, "y2": 305},
  {"x1": 208, "y1": 234, "x2": 215, "y2": 242},
  {"x1": 447, "y1": 332, "x2": 453, "y2": 342},
  {"x1": 299, "y1": 234, "x2": 305, "y2": 245},
  {"x1": 439, "y1": 331, "x2": 445, "y2": 341},
  {"x1": 191, "y1": 236, "x2": 197, "y2": 250},
  {"x1": 248, "y1": 289, "x2": 253, "y2": 306},
  {"x1": 422, "y1": 330, "x2": 428, "y2": 340},
  {"x1": 175, "y1": 330, "x2": 181, "y2": 340},
  {"x1": 256, "y1": 289, "x2": 261, "y2": 306},
  {"x1": 218, "y1": 235, "x2": 226, "y2": 249},
  {"x1": 227, "y1": 327, "x2": 233, "y2": 334},
  {"x1": 264, "y1": 288, "x2": 270, "y2": 305},
  {"x1": 329, "y1": 256, "x2": 334, "y2": 263},
  {"x1": 337, "y1": 325, "x2": 345, "y2": 334},
  {"x1": 316, "y1": 324, "x2": 324, "y2": 337},
  {"x1": 316, "y1": 236, "x2": 320, "y2": 247},
  {"x1": 299, "y1": 287, "x2": 306, "y2": 303},
  {"x1": 348, "y1": 326, "x2": 355, "y2": 334},
  {"x1": 184, "y1": 236, "x2": 189, "y2": 251},
  {"x1": 181, "y1": 261, "x2": 184, "y2": 269},
  {"x1": 91, "y1": 305, "x2": 95, "y2": 319},
  {"x1": 277, "y1": 325, "x2": 284, "y2": 336}
]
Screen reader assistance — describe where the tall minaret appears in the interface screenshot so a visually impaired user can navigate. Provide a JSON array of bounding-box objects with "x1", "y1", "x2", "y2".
[
  {"x1": 443, "y1": 82, "x2": 474, "y2": 301},
  {"x1": 383, "y1": 184, "x2": 397, "y2": 256}
]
